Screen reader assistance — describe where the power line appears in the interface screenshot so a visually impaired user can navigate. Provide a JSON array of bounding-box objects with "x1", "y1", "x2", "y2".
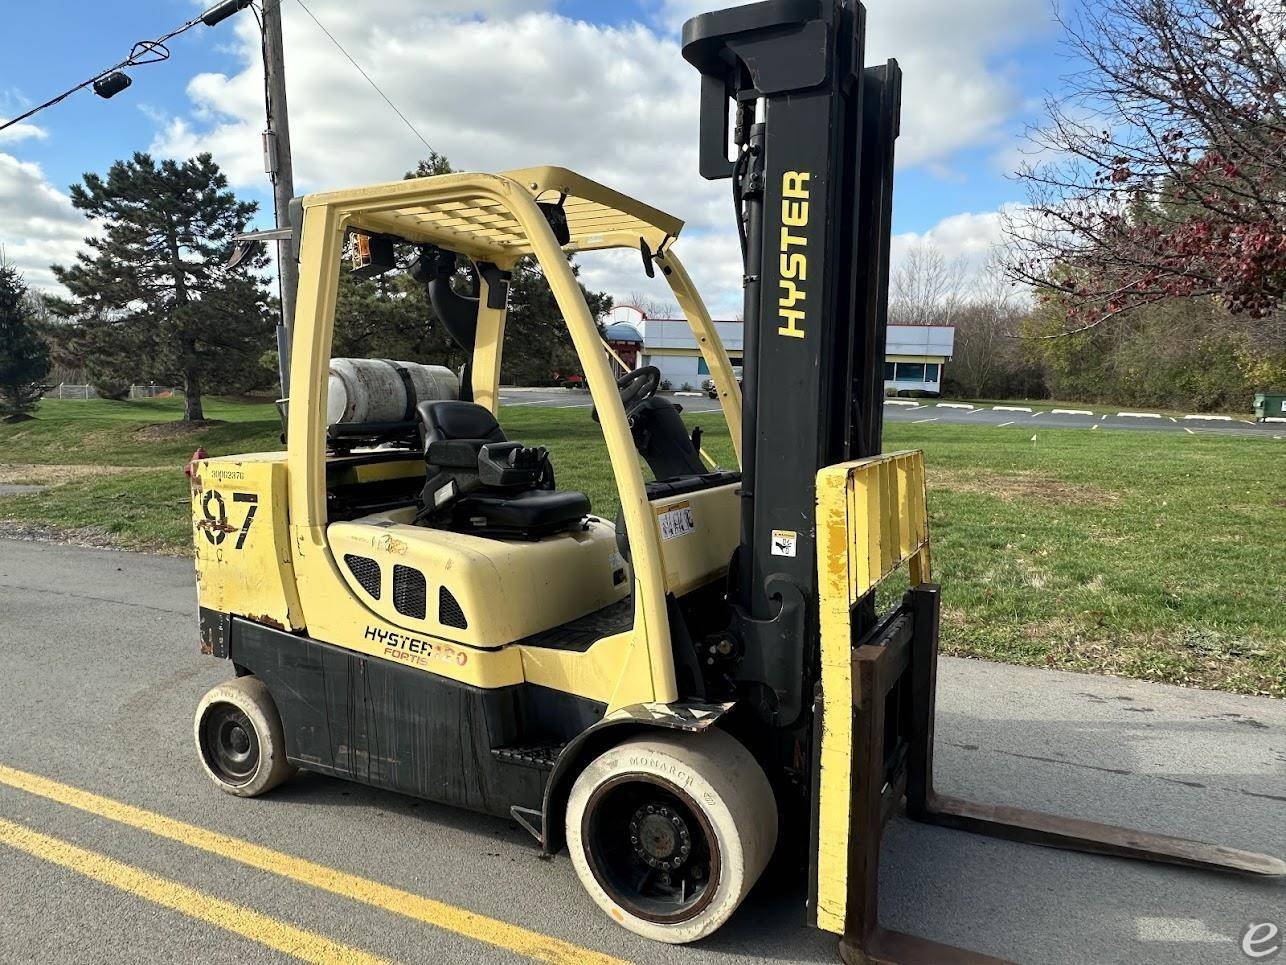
[
  {"x1": 0, "y1": 12, "x2": 217, "y2": 134},
  {"x1": 289, "y1": 0, "x2": 436, "y2": 155}
]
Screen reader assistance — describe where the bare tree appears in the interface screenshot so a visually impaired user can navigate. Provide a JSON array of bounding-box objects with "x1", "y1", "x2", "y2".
[
  {"x1": 1007, "y1": 0, "x2": 1286, "y2": 333},
  {"x1": 950, "y1": 254, "x2": 1031, "y2": 397},
  {"x1": 890, "y1": 243, "x2": 968, "y2": 326},
  {"x1": 617, "y1": 292, "x2": 675, "y2": 320}
]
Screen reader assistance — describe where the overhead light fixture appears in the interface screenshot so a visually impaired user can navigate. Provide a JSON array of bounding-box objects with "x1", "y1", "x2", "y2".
[
  {"x1": 93, "y1": 72, "x2": 133, "y2": 100},
  {"x1": 201, "y1": 0, "x2": 254, "y2": 27}
]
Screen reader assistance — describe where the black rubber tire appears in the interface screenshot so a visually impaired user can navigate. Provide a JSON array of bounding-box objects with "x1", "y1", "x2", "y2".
[
  {"x1": 194, "y1": 676, "x2": 295, "y2": 797},
  {"x1": 566, "y1": 728, "x2": 777, "y2": 944}
]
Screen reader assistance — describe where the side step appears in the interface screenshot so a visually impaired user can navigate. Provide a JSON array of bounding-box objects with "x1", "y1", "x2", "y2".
[
  {"x1": 491, "y1": 744, "x2": 565, "y2": 769},
  {"x1": 491, "y1": 745, "x2": 566, "y2": 846}
]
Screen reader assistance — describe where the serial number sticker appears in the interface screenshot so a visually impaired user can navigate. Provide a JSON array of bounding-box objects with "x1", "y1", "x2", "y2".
[
  {"x1": 657, "y1": 501, "x2": 696, "y2": 541},
  {"x1": 771, "y1": 530, "x2": 798, "y2": 557}
]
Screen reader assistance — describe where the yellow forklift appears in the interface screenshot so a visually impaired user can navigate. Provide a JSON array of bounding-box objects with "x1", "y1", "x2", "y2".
[{"x1": 190, "y1": 1, "x2": 1283, "y2": 960}]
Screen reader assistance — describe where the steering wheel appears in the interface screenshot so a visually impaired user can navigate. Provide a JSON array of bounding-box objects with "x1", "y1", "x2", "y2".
[{"x1": 592, "y1": 366, "x2": 662, "y2": 423}]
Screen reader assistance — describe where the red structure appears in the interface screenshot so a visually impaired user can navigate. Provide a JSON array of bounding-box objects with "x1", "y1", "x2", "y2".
[{"x1": 603, "y1": 320, "x2": 644, "y2": 376}]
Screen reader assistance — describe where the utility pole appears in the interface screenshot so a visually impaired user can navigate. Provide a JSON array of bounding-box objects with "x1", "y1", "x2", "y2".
[{"x1": 261, "y1": 0, "x2": 297, "y2": 399}]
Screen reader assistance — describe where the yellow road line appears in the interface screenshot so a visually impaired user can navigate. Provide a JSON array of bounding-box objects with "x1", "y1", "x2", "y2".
[
  {"x1": 0, "y1": 764, "x2": 626, "y2": 965},
  {"x1": 0, "y1": 817, "x2": 387, "y2": 964}
]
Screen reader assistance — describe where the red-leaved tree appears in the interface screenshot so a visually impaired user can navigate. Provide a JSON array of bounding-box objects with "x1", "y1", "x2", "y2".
[{"x1": 1007, "y1": 0, "x2": 1286, "y2": 333}]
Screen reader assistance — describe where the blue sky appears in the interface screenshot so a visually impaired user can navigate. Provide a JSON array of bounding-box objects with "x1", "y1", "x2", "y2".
[{"x1": 1, "y1": 0, "x2": 1067, "y2": 311}]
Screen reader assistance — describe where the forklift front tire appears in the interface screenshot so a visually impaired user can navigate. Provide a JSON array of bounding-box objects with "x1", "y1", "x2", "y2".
[
  {"x1": 566, "y1": 728, "x2": 777, "y2": 944},
  {"x1": 194, "y1": 676, "x2": 295, "y2": 797}
]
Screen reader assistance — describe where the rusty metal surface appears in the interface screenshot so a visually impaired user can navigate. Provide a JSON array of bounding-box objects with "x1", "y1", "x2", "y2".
[
  {"x1": 920, "y1": 792, "x2": 1286, "y2": 878},
  {"x1": 839, "y1": 928, "x2": 1015, "y2": 965}
]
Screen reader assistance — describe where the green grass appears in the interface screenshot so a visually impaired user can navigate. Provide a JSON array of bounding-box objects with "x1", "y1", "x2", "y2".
[{"x1": 2, "y1": 397, "x2": 1282, "y2": 695}]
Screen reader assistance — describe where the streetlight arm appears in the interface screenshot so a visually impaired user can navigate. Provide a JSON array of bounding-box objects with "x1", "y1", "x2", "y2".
[{"x1": 201, "y1": 0, "x2": 255, "y2": 28}]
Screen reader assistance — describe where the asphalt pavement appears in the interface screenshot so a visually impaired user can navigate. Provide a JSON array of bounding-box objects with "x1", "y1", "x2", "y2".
[
  {"x1": 0, "y1": 538, "x2": 1282, "y2": 964},
  {"x1": 499, "y1": 389, "x2": 1284, "y2": 439}
]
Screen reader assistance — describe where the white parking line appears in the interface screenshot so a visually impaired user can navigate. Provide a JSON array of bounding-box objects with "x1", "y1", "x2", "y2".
[
  {"x1": 913, "y1": 417, "x2": 939, "y2": 424},
  {"x1": 1184, "y1": 427, "x2": 1196, "y2": 435},
  {"x1": 998, "y1": 421, "x2": 1016, "y2": 427}
]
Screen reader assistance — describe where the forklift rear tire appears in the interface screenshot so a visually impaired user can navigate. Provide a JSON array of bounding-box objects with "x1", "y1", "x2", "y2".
[
  {"x1": 194, "y1": 676, "x2": 296, "y2": 797},
  {"x1": 566, "y1": 728, "x2": 777, "y2": 944}
]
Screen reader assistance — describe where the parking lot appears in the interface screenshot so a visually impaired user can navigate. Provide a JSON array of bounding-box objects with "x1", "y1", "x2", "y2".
[{"x1": 500, "y1": 389, "x2": 1282, "y2": 439}]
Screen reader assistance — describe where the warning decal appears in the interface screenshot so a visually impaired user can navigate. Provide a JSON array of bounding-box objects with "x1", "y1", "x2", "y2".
[
  {"x1": 657, "y1": 501, "x2": 696, "y2": 541},
  {"x1": 771, "y1": 530, "x2": 798, "y2": 557}
]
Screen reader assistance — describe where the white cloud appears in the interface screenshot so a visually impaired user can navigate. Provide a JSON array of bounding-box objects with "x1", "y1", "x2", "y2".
[
  {"x1": 152, "y1": 9, "x2": 721, "y2": 218},
  {"x1": 0, "y1": 123, "x2": 48, "y2": 145},
  {"x1": 0, "y1": 153, "x2": 89, "y2": 291},
  {"x1": 890, "y1": 205, "x2": 1029, "y2": 303},
  {"x1": 659, "y1": 0, "x2": 1051, "y2": 168},
  {"x1": 143, "y1": 0, "x2": 1043, "y2": 315},
  {"x1": 894, "y1": 209, "x2": 1008, "y2": 264},
  {"x1": 577, "y1": 228, "x2": 745, "y2": 319}
]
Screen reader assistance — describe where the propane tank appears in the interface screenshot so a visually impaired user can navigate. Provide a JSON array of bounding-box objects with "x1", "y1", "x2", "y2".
[{"x1": 326, "y1": 359, "x2": 459, "y2": 426}]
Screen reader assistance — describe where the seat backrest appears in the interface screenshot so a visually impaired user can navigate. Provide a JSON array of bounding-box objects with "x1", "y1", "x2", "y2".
[{"x1": 417, "y1": 401, "x2": 506, "y2": 449}]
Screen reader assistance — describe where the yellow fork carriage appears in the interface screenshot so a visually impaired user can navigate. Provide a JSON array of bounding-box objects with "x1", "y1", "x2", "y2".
[{"x1": 189, "y1": 2, "x2": 1283, "y2": 961}]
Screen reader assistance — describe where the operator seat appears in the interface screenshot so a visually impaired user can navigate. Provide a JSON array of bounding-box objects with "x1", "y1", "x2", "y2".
[{"x1": 416, "y1": 400, "x2": 590, "y2": 540}]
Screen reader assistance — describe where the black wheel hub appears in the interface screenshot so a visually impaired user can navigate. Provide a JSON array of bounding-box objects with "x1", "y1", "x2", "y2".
[
  {"x1": 583, "y1": 775, "x2": 720, "y2": 924},
  {"x1": 201, "y1": 703, "x2": 260, "y2": 785},
  {"x1": 630, "y1": 804, "x2": 692, "y2": 871}
]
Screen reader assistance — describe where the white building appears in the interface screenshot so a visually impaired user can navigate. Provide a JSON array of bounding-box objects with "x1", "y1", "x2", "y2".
[
  {"x1": 609, "y1": 306, "x2": 955, "y2": 395},
  {"x1": 638, "y1": 315, "x2": 745, "y2": 391},
  {"x1": 884, "y1": 325, "x2": 956, "y2": 394}
]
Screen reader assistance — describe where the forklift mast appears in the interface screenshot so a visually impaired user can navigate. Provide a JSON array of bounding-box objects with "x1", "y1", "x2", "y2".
[{"x1": 683, "y1": 0, "x2": 900, "y2": 725}]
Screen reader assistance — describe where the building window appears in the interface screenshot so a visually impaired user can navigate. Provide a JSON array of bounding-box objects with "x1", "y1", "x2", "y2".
[
  {"x1": 895, "y1": 362, "x2": 925, "y2": 382},
  {"x1": 924, "y1": 363, "x2": 940, "y2": 383},
  {"x1": 884, "y1": 362, "x2": 896, "y2": 381},
  {"x1": 697, "y1": 357, "x2": 710, "y2": 375}
]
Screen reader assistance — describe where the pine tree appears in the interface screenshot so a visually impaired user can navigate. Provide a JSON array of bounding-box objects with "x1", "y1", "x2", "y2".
[
  {"x1": 0, "y1": 258, "x2": 51, "y2": 422},
  {"x1": 52, "y1": 153, "x2": 272, "y2": 421},
  {"x1": 405, "y1": 153, "x2": 453, "y2": 179},
  {"x1": 326, "y1": 150, "x2": 613, "y2": 384},
  {"x1": 503, "y1": 258, "x2": 611, "y2": 385}
]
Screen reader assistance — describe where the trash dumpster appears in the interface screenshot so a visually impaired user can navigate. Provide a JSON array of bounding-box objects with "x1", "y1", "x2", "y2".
[{"x1": 1254, "y1": 391, "x2": 1286, "y2": 422}]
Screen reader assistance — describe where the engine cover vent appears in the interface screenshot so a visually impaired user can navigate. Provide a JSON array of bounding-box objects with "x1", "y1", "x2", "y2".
[
  {"x1": 344, "y1": 555, "x2": 381, "y2": 599},
  {"x1": 439, "y1": 587, "x2": 468, "y2": 629},
  {"x1": 392, "y1": 565, "x2": 427, "y2": 620}
]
